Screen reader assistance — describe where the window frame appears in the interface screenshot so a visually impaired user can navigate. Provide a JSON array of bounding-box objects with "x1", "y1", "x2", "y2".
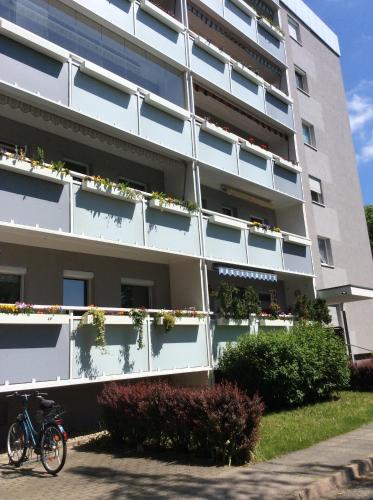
[
  {"x1": 309, "y1": 176, "x2": 324, "y2": 206},
  {"x1": 288, "y1": 16, "x2": 301, "y2": 43},
  {"x1": 317, "y1": 237, "x2": 333, "y2": 267},
  {"x1": 302, "y1": 121, "x2": 316, "y2": 148},
  {"x1": 118, "y1": 177, "x2": 148, "y2": 193},
  {"x1": 0, "y1": 265, "x2": 26, "y2": 303},
  {"x1": 294, "y1": 66, "x2": 309, "y2": 94},
  {"x1": 120, "y1": 278, "x2": 154, "y2": 309},
  {"x1": 63, "y1": 270, "x2": 94, "y2": 307}
]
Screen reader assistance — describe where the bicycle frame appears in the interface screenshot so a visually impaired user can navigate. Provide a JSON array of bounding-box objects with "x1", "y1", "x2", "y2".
[{"x1": 20, "y1": 407, "x2": 40, "y2": 449}]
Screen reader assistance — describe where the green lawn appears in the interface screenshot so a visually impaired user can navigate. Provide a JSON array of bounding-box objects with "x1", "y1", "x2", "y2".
[{"x1": 256, "y1": 391, "x2": 373, "y2": 462}]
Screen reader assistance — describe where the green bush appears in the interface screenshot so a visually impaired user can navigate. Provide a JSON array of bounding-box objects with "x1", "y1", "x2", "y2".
[{"x1": 218, "y1": 322, "x2": 350, "y2": 410}]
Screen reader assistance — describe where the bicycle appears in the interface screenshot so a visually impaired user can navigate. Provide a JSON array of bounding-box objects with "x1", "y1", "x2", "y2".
[{"x1": 6, "y1": 391, "x2": 68, "y2": 475}]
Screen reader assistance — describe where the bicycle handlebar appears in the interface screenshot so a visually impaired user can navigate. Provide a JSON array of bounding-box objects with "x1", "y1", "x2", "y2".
[{"x1": 6, "y1": 391, "x2": 48, "y2": 400}]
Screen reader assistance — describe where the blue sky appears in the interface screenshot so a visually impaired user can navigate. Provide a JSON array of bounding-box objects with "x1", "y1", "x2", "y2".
[{"x1": 305, "y1": 0, "x2": 373, "y2": 205}]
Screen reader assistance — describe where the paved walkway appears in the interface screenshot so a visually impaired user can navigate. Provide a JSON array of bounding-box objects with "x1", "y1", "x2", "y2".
[{"x1": 1, "y1": 423, "x2": 373, "y2": 499}]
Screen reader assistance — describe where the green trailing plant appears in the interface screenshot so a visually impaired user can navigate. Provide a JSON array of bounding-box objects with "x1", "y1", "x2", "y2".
[
  {"x1": 79, "y1": 307, "x2": 107, "y2": 351},
  {"x1": 32, "y1": 146, "x2": 45, "y2": 167},
  {"x1": 130, "y1": 308, "x2": 147, "y2": 350},
  {"x1": 151, "y1": 191, "x2": 198, "y2": 215},
  {"x1": 155, "y1": 311, "x2": 176, "y2": 332},
  {"x1": 212, "y1": 281, "x2": 261, "y2": 320},
  {"x1": 50, "y1": 160, "x2": 69, "y2": 177},
  {"x1": 116, "y1": 181, "x2": 139, "y2": 200}
]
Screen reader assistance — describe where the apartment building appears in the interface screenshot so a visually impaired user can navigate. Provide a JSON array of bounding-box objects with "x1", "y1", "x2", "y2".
[{"x1": 0, "y1": 0, "x2": 371, "y2": 434}]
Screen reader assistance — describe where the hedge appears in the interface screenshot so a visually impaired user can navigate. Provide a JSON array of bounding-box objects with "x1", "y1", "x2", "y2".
[
  {"x1": 98, "y1": 381, "x2": 264, "y2": 465},
  {"x1": 218, "y1": 322, "x2": 350, "y2": 410},
  {"x1": 350, "y1": 359, "x2": 373, "y2": 391}
]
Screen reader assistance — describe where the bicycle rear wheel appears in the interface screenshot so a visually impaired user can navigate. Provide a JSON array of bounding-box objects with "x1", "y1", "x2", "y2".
[
  {"x1": 40, "y1": 425, "x2": 67, "y2": 475},
  {"x1": 7, "y1": 422, "x2": 27, "y2": 467}
]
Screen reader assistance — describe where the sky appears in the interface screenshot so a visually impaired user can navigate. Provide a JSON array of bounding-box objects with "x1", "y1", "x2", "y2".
[{"x1": 304, "y1": 0, "x2": 373, "y2": 205}]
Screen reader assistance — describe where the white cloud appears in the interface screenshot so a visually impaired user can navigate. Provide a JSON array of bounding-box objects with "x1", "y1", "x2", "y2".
[
  {"x1": 348, "y1": 94, "x2": 373, "y2": 133},
  {"x1": 359, "y1": 139, "x2": 373, "y2": 163},
  {"x1": 347, "y1": 81, "x2": 373, "y2": 167}
]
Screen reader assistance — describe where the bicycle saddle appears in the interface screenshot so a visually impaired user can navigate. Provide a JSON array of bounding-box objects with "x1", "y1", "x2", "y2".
[{"x1": 39, "y1": 398, "x2": 56, "y2": 410}]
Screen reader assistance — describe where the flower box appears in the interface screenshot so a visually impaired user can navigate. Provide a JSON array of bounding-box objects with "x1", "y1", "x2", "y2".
[
  {"x1": 194, "y1": 36, "x2": 231, "y2": 63},
  {"x1": 216, "y1": 318, "x2": 250, "y2": 326},
  {"x1": 80, "y1": 314, "x2": 133, "y2": 325},
  {"x1": 201, "y1": 121, "x2": 237, "y2": 144},
  {"x1": 155, "y1": 316, "x2": 202, "y2": 326},
  {"x1": 240, "y1": 140, "x2": 273, "y2": 160},
  {"x1": 79, "y1": 60, "x2": 137, "y2": 95},
  {"x1": 0, "y1": 314, "x2": 70, "y2": 324},
  {"x1": 249, "y1": 226, "x2": 282, "y2": 239},
  {"x1": 229, "y1": 0, "x2": 257, "y2": 18},
  {"x1": 257, "y1": 18, "x2": 284, "y2": 40},
  {"x1": 259, "y1": 318, "x2": 294, "y2": 327},
  {"x1": 140, "y1": 0, "x2": 185, "y2": 33},
  {"x1": 272, "y1": 155, "x2": 301, "y2": 173},
  {"x1": 283, "y1": 234, "x2": 312, "y2": 246},
  {"x1": 81, "y1": 179, "x2": 142, "y2": 203},
  {"x1": 208, "y1": 214, "x2": 247, "y2": 231},
  {"x1": 0, "y1": 157, "x2": 72, "y2": 184},
  {"x1": 265, "y1": 84, "x2": 293, "y2": 104},
  {"x1": 144, "y1": 93, "x2": 190, "y2": 121},
  {"x1": 149, "y1": 198, "x2": 193, "y2": 217},
  {"x1": 231, "y1": 61, "x2": 264, "y2": 86}
]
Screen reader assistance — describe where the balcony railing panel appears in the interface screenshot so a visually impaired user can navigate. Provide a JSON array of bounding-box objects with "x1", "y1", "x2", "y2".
[
  {"x1": 265, "y1": 91, "x2": 294, "y2": 129},
  {"x1": 73, "y1": 185, "x2": 145, "y2": 246},
  {"x1": 191, "y1": 43, "x2": 231, "y2": 92},
  {"x1": 283, "y1": 242, "x2": 313, "y2": 275},
  {"x1": 199, "y1": 0, "x2": 224, "y2": 16},
  {"x1": 145, "y1": 206, "x2": 201, "y2": 256},
  {"x1": 151, "y1": 323, "x2": 208, "y2": 370},
  {"x1": 196, "y1": 125, "x2": 239, "y2": 174},
  {"x1": 0, "y1": 324, "x2": 70, "y2": 385},
  {"x1": 248, "y1": 232, "x2": 283, "y2": 269},
  {"x1": 0, "y1": 169, "x2": 70, "y2": 232},
  {"x1": 71, "y1": 67, "x2": 139, "y2": 134},
  {"x1": 136, "y1": 5, "x2": 187, "y2": 66},
  {"x1": 0, "y1": 36, "x2": 69, "y2": 105},
  {"x1": 257, "y1": 24, "x2": 286, "y2": 63},
  {"x1": 223, "y1": 0, "x2": 257, "y2": 40},
  {"x1": 73, "y1": 322, "x2": 149, "y2": 378},
  {"x1": 203, "y1": 218, "x2": 247, "y2": 263},
  {"x1": 238, "y1": 149, "x2": 273, "y2": 188},
  {"x1": 273, "y1": 164, "x2": 302, "y2": 199},
  {"x1": 231, "y1": 70, "x2": 265, "y2": 113},
  {"x1": 139, "y1": 101, "x2": 193, "y2": 156}
]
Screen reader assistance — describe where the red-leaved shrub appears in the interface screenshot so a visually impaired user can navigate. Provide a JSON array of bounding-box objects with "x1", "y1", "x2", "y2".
[
  {"x1": 350, "y1": 359, "x2": 373, "y2": 391},
  {"x1": 98, "y1": 381, "x2": 263, "y2": 465}
]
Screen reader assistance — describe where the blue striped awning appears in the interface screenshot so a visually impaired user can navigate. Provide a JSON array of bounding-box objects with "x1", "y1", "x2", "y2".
[{"x1": 217, "y1": 266, "x2": 277, "y2": 282}]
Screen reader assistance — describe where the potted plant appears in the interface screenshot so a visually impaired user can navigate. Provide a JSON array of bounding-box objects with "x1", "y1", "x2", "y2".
[{"x1": 129, "y1": 308, "x2": 147, "y2": 349}]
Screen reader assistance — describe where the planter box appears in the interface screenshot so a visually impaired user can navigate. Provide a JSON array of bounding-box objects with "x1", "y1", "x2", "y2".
[
  {"x1": 283, "y1": 234, "x2": 312, "y2": 246},
  {"x1": 229, "y1": 0, "x2": 257, "y2": 18},
  {"x1": 208, "y1": 214, "x2": 247, "y2": 231},
  {"x1": 80, "y1": 314, "x2": 133, "y2": 325},
  {"x1": 240, "y1": 141, "x2": 273, "y2": 160},
  {"x1": 81, "y1": 179, "x2": 142, "y2": 203},
  {"x1": 149, "y1": 198, "x2": 194, "y2": 217},
  {"x1": 0, "y1": 314, "x2": 70, "y2": 324},
  {"x1": 249, "y1": 226, "x2": 282, "y2": 239},
  {"x1": 258, "y1": 18, "x2": 284, "y2": 40},
  {"x1": 232, "y1": 61, "x2": 264, "y2": 85},
  {"x1": 144, "y1": 93, "x2": 190, "y2": 121},
  {"x1": 273, "y1": 155, "x2": 301, "y2": 173},
  {"x1": 155, "y1": 316, "x2": 202, "y2": 327},
  {"x1": 259, "y1": 318, "x2": 294, "y2": 327},
  {"x1": 0, "y1": 157, "x2": 72, "y2": 184},
  {"x1": 201, "y1": 121, "x2": 237, "y2": 143},
  {"x1": 140, "y1": 0, "x2": 185, "y2": 32},
  {"x1": 216, "y1": 318, "x2": 250, "y2": 326},
  {"x1": 194, "y1": 36, "x2": 231, "y2": 63}
]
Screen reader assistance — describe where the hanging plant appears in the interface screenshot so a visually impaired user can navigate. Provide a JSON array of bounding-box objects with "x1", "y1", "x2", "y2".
[
  {"x1": 154, "y1": 311, "x2": 176, "y2": 332},
  {"x1": 79, "y1": 307, "x2": 107, "y2": 351},
  {"x1": 130, "y1": 308, "x2": 147, "y2": 350}
]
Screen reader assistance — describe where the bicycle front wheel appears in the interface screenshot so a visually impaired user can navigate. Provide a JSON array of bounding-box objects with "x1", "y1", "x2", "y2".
[
  {"x1": 7, "y1": 422, "x2": 27, "y2": 467},
  {"x1": 40, "y1": 425, "x2": 67, "y2": 475}
]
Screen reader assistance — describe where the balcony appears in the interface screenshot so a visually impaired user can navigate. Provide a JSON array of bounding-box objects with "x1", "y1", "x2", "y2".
[
  {"x1": 191, "y1": 0, "x2": 286, "y2": 64},
  {"x1": 0, "y1": 156, "x2": 201, "y2": 259},
  {"x1": 0, "y1": 306, "x2": 209, "y2": 389},
  {"x1": 190, "y1": 36, "x2": 293, "y2": 130},
  {"x1": 202, "y1": 209, "x2": 313, "y2": 275}
]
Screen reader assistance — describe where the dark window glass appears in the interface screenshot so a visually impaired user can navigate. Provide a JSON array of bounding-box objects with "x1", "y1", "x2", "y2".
[
  {"x1": 0, "y1": 274, "x2": 21, "y2": 303},
  {"x1": 259, "y1": 293, "x2": 271, "y2": 309},
  {"x1": 0, "y1": 0, "x2": 185, "y2": 107},
  {"x1": 121, "y1": 284, "x2": 150, "y2": 308},
  {"x1": 63, "y1": 278, "x2": 87, "y2": 306}
]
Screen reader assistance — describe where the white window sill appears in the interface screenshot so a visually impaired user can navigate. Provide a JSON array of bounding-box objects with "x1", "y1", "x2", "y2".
[
  {"x1": 312, "y1": 201, "x2": 325, "y2": 208},
  {"x1": 321, "y1": 263, "x2": 335, "y2": 269},
  {"x1": 297, "y1": 87, "x2": 310, "y2": 97},
  {"x1": 304, "y1": 142, "x2": 318, "y2": 152}
]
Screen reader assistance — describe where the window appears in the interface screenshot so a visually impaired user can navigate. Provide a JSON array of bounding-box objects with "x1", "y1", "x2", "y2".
[
  {"x1": 118, "y1": 178, "x2": 147, "y2": 192},
  {"x1": 250, "y1": 216, "x2": 268, "y2": 225},
  {"x1": 222, "y1": 206, "x2": 237, "y2": 217},
  {"x1": 295, "y1": 67, "x2": 308, "y2": 93},
  {"x1": 309, "y1": 176, "x2": 324, "y2": 205},
  {"x1": 63, "y1": 160, "x2": 89, "y2": 176},
  {"x1": 121, "y1": 279, "x2": 153, "y2": 308},
  {"x1": 0, "y1": 274, "x2": 21, "y2": 303},
  {"x1": 288, "y1": 16, "x2": 301, "y2": 43},
  {"x1": 302, "y1": 121, "x2": 316, "y2": 148},
  {"x1": 318, "y1": 237, "x2": 333, "y2": 266},
  {"x1": 63, "y1": 270, "x2": 93, "y2": 306}
]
